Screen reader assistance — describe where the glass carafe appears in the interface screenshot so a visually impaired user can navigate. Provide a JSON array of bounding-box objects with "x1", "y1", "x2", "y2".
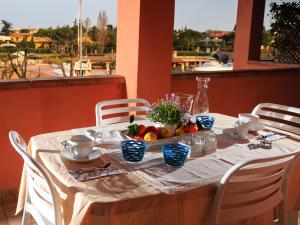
[{"x1": 192, "y1": 77, "x2": 210, "y2": 115}]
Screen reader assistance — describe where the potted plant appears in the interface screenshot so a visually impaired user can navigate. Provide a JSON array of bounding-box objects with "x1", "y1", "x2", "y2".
[{"x1": 147, "y1": 93, "x2": 192, "y2": 137}]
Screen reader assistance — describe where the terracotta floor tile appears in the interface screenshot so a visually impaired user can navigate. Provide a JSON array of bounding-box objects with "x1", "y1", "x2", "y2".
[
  {"x1": 0, "y1": 209, "x2": 6, "y2": 220},
  {"x1": 1, "y1": 191, "x2": 17, "y2": 206},
  {"x1": 3, "y1": 209, "x2": 17, "y2": 219},
  {"x1": 7, "y1": 216, "x2": 21, "y2": 225},
  {"x1": 3, "y1": 203, "x2": 16, "y2": 211},
  {"x1": 0, "y1": 219, "x2": 8, "y2": 225}
]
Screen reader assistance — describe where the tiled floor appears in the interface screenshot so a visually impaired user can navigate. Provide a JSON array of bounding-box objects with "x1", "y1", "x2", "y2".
[
  {"x1": 0, "y1": 189, "x2": 299, "y2": 225},
  {"x1": 0, "y1": 189, "x2": 36, "y2": 225}
]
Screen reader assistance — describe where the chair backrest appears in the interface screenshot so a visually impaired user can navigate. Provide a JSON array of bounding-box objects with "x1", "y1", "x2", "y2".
[
  {"x1": 211, "y1": 151, "x2": 300, "y2": 225},
  {"x1": 9, "y1": 131, "x2": 62, "y2": 225},
  {"x1": 95, "y1": 98, "x2": 150, "y2": 126},
  {"x1": 252, "y1": 103, "x2": 300, "y2": 135}
]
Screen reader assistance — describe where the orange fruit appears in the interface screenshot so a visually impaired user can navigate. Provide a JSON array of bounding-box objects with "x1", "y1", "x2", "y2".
[
  {"x1": 144, "y1": 126, "x2": 160, "y2": 137},
  {"x1": 144, "y1": 132, "x2": 158, "y2": 141},
  {"x1": 175, "y1": 126, "x2": 185, "y2": 136}
]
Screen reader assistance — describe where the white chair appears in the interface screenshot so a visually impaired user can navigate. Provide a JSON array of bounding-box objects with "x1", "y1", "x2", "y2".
[
  {"x1": 211, "y1": 151, "x2": 300, "y2": 225},
  {"x1": 9, "y1": 131, "x2": 62, "y2": 225},
  {"x1": 95, "y1": 98, "x2": 150, "y2": 126},
  {"x1": 252, "y1": 103, "x2": 300, "y2": 135}
]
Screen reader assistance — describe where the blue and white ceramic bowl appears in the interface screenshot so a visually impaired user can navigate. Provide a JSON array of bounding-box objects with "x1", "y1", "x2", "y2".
[
  {"x1": 162, "y1": 143, "x2": 190, "y2": 167},
  {"x1": 196, "y1": 116, "x2": 215, "y2": 130},
  {"x1": 121, "y1": 140, "x2": 147, "y2": 162}
]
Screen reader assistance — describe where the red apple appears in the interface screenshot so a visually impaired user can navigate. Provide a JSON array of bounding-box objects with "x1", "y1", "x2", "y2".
[
  {"x1": 144, "y1": 126, "x2": 160, "y2": 137},
  {"x1": 184, "y1": 123, "x2": 198, "y2": 133},
  {"x1": 138, "y1": 125, "x2": 146, "y2": 136}
]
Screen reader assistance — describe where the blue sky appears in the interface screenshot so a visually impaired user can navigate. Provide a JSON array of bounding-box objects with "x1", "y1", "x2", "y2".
[{"x1": 0, "y1": 0, "x2": 276, "y2": 31}]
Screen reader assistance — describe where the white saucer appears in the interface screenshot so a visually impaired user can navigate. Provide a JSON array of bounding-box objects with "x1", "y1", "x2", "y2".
[
  {"x1": 61, "y1": 148, "x2": 101, "y2": 162},
  {"x1": 233, "y1": 121, "x2": 264, "y2": 132},
  {"x1": 229, "y1": 132, "x2": 253, "y2": 140}
]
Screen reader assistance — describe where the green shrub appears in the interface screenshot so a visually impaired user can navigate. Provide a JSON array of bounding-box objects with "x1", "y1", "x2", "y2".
[
  {"x1": 177, "y1": 51, "x2": 199, "y2": 56},
  {"x1": 0, "y1": 47, "x2": 17, "y2": 53},
  {"x1": 28, "y1": 55, "x2": 42, "y2": 60},
  {"x1": 176, "y1": 51, "x2": 211, "y2": 57},
  {"x1": 33, "y1": 48, "x2": 53, "y2": 54},
  {"x1": 93, "y1": 61, "x2": 106, "y2": 67}
]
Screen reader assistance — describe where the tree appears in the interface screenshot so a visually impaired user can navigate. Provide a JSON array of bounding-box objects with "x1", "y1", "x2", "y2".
[
  {"x1": 18, "y1": 39, "x2": 36, "y2": 50},
  {"x1": 83, "y1": 17, "x2": 92, "y2": 55},
  {"x1": 222, "y1": 32, "x2": 235, "y2": 52},
  {"x1": 222, "y1": 32, "x2": 235, "y2": 45},
  {"x1": 84, "y1": 17, "x2": 92, "y2": 33},
  {"x1": 2, "y1": 36, "x2": 37, "y2": 79},
  {"x1": 173, "y1": 28, "x2": 205, "y2": 51},
  {"x1": 261, "y1": 29, "x2": 272, "y2": 46},
  {"x1": 213, "y1": 52, "x2": 230, "y2": 64},
  {"x1": 0, "y1": 55, "x2": 14, "y2": 80},
  {"x1": 34, "y1": 28, "x2": 54, "y2": 37},
  {"x1": 87, "y1": 26, "x2": 96, "y2": 42},
  {"x1": 52, "y1": 25, "x2": 78, "y2": 76},
  {"x1": 1, "y1": 20, "x2": 13, "y2": 35},
  {"x1": 20, "y1": 29, "x2": 29, "y2": 33},
  {"x1": 7, "y1": 48, "x2": 29, "y2": 79},
  {"x1": 106, "y1": 25, "x2": 117, "y2": 53},
  {"x1": 270, "y1": 1, "x2": 300, "y2": 64},
  {"x1": 97, "y1": 11, "x2": 108, "y2": 53}
]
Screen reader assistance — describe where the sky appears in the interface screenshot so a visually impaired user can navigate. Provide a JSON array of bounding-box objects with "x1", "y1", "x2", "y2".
[{"x1": 0, "y1": 0, "x2": 277, "y2": 31}]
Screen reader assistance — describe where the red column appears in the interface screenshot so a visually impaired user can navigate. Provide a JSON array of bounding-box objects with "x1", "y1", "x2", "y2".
[
  {"x1": 233, "y1": 0, "x2": 266, "y2": 70},
  {"x1": 116, "y1": 0, "x2": 175, "y2": 103}
]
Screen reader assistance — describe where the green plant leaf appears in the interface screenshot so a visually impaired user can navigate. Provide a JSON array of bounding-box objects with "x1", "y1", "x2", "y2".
[
  {"x1": 129, "y1": 114, "x2": 135, "y2": 124},
  {"x1": 128, "y1": 124, "x2": 138, "y2": 136}
]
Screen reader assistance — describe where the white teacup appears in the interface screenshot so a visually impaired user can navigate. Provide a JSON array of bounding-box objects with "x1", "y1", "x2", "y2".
[
  {"x1": 234, "y1": 121, "x2": 250, "y2": 138},
  {"x1": 67, "y1": 135, "x2": 94, "y2": 159},
  {"x1": 85, "y1": 129, "x2": 103, "y2": 144},
  {"x1": 239, "y1": 113, "x2": 259, "y2": 130}
]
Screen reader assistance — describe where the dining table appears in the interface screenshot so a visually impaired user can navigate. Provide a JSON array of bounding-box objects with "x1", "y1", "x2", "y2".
[{"x1": 16, "y1": 113, "x2": 300, "y2": 225}]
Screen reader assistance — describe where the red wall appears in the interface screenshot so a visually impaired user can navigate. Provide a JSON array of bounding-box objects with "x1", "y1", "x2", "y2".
[
  {"x1": 0, "y1": 76, "x2": 127, "y2": 190},
  {"x1": 171, "y1": 68, "x2": 300, "y2": 117}
]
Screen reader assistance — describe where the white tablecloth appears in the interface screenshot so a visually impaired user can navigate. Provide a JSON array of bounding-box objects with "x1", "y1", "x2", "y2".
[{"x1": 17, "y1": 114, "x2": 300, "y2": 225}]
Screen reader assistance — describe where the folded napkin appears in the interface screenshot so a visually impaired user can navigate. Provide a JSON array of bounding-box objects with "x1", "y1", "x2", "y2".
[{"x1": 68, "y1": 165, "x2": 127, "y2": 182}]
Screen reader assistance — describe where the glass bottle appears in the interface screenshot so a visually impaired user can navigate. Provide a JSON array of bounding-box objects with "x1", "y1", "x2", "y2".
[{"x1": 192, "y1": 77, "x2": 210, "y2": 116}]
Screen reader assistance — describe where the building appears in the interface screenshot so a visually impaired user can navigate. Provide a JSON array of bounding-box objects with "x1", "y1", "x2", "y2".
[
  {"x1": 10, "y1": 28, "x2": 52, "y2": 48},
  {"x1": 207, "y1": 30, "x2": 231, "y2": 38},
  {"x1": 0, "y1": 35, "x2": 11, "y2": 42},
  {"x1": 32, "y1": 36, "x2": 52, "y2": 48}
]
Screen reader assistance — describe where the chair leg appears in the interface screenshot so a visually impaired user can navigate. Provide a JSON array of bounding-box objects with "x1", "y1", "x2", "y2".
[{"x1": 21, "y1": 209, "x2": 31, "y2": 225}]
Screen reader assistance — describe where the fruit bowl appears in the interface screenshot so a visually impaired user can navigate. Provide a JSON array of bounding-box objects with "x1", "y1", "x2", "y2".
[
  {"x1": 119, "y1": 129, "x2": 181, "y2": 148},
  {"x1": 121, "y1": 114, "x2": 199, "y2": 148}
]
